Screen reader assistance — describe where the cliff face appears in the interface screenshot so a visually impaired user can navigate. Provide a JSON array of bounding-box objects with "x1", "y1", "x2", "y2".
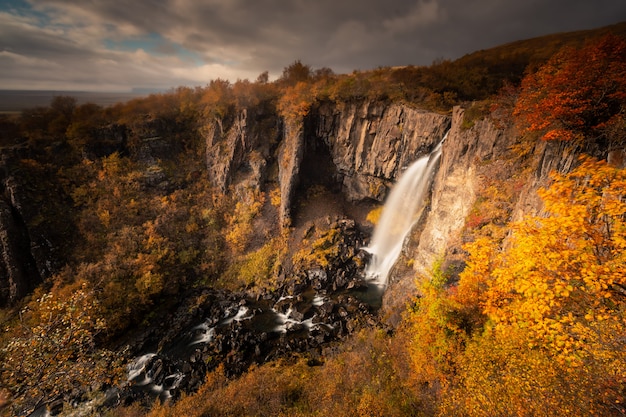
[
  {"x1": 202, "y1": 100, "x2": 600, "y2": 315},
  {"x1": 313, "y1": 101, "x2": 450, "y2": 201},
  {"x1": 0, "y1": 148, "x2": 44, "y2": 306},
  {"x1": 378, "y1": 106, "x2": 513, "y2": 316},
  {"x1": 205, "y1": 100, "x2": 450, "y2": 226},
  {"x1": 415, "y1": 107, "x2": 509, "y2": 270},
  {"x1": 0, "y1": 195, "x2": 40, "y2": 306},
  {"x1": 203, "y1": 108, "x2": 281, "y2": 193}
]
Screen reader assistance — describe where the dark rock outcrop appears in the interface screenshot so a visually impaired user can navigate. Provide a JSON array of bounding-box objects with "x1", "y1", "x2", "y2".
[
  {"x1": 0, "y1": 146, "x2": 71, "y2": 305},
  {"x1": 0, "y1": 196, "x2": 40, "y2": 306},
  {"x1": 115, "y1": 218, "x2": 377, "y2": 408},
  {"x1": 203, "y1": 108, "x2": 281, "y2": 193},
  {"x1": 84, "y1": 124, "x2": 128, "y2": 159}
]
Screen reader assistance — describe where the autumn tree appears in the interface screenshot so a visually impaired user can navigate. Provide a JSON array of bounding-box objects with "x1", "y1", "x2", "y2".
[
  {"x1": 277, "y1": 81, "x2": 316, "y2": 124},
  {"x1": 514, "y1": 35, "x2": 626, "y2": 143},
  {"x1": 279, "y1": 60, "x2": 312, "y2": 86},
  {"x1": 256, "y1": 70, "x2": 269, "y2": 84},
  {"x1": 65, "y1": 102, "x2": 106, "y2": 148},
  {"x1": 445, "y1": 157, "x2": 626, "y2": 416},
  {"x1": 405, "y1": 260, "x2": 468, "y2": 389},
  {"x1": 0, "y1": 281, "x2": 121, "y2": 415},
  {"x1": 199, "y1": 79, "x2": 236, "y2": 136},
  {"x1": 313, "y1": 66, "x2": 335, "y2": 80},
  {"x1": 46, "y1": 96, "x2": 78, "y2": 137},
  {"x1": 170, "y1": 86, "x2": 203, "y2": 121}
]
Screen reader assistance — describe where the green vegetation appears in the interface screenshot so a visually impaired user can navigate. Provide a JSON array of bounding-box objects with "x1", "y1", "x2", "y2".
[{"x1": 0, "y1": 24, "x2": 625, "y2": 416}]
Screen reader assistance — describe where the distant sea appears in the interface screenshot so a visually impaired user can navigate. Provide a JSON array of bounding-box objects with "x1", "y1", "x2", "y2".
[{"x1": 0, "y1": 90, "x2": 154, "y2": 113}]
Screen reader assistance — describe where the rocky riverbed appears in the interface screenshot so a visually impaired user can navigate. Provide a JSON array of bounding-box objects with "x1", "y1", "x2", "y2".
[{"x1": 106, "y1": 219, "x2": 383, "y2": 409}]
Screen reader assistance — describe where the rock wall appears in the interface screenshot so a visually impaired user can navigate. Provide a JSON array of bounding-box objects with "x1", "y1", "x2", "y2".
[
  {"x1": 379, "y1": 105, "x2": 511, "y2": 316},
  {"x1": 204, "y1": 100, "x2": 451, "y2": 226},
  {"x1": 278, "y1": 122, "x2": 304, "y2": 226},
  {"x1": 0, "y1": 196, "x2": 40, "y2": 306},
  {"x1": 203, "y1": 108, "x2": 281, "y2": 193},
  {"x1": 414, "y1": 106, "x2": 509, "y2": 271},
  {"x1": 0, "y1": 148, "x2": 44, "y2": 306},
  {"x1": 314, "y1": 101, "x2": 450, "y2": 202}
]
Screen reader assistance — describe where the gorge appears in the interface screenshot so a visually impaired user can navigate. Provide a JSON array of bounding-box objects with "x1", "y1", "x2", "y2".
[
  {"x1": 1, "y1": 27, "x2": 625, "y2": 417},
  {"x1": 1, "y1": 95, "x2": 621, "y2": 416},
  {"x1": 120, "y1": 123, "x2": 449, "y2": 405}
]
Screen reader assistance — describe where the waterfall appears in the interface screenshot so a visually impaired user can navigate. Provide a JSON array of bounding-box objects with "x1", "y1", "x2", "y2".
[{"x1": 365, "y1": 136, "x2": 445, "y2": 288}]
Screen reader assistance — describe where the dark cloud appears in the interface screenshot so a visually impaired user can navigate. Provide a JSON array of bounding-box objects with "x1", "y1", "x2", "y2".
[{"x1": 1, "y1": 0, "x2": 625, "y2": 90}]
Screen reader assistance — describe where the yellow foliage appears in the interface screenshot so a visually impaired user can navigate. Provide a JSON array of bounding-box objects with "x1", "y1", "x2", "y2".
[
  {"x1": 223, "y1": 238, "x2": 283, "y2": 290},
  {"x1": 270, "y1": 187, "x2": 282, "y2": 207},
  {"x1": 135, "y1": 270, "x2": 164, "y2": 299},
  {"x1": 366, "y1": 206, "x2": 383, "y2": 225},
  {"x1": 225, "y1": 190, "x2": 265, "y2": 254},
  {"x1": 1, "y1": 281, "x2": 122, "y2": 414},
  {"x1": 406, "y1": 260, "x2": 474, "y2": 389},
  {"x1": 441, "y1": 156, "x2": 626, "y2": 415},
  {"x1": 481, "y1": 157, "x2": 626, "y2": 365},
  {"x1": 442, "y1": 326, "x2": 622, "y2": 417},
  {"x1": 293, "y1": 227, "x2": 341, "y2": 269}
]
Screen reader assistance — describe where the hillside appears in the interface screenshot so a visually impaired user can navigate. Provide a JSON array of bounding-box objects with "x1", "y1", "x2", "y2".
[{"x1": 0, "y1": 23, "x2": 625, "y2": 417}]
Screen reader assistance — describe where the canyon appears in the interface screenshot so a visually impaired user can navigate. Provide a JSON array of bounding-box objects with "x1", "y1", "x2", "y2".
[
  {"x1": 3, "y1": 95, "x2": 619, "y2": 310},
  {"x1": 0, "y1": 93, "x2": 622, "y2": 415}
]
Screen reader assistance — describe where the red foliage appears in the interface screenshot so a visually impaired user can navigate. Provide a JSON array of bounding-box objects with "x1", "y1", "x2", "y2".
[{"x1": 514, "y1": 35, "x2": 626, "y2": 142}]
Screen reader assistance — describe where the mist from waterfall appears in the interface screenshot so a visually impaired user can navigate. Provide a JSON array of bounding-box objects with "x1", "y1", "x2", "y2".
[{"x1": 365, "y1": 137, "x2": 445, "y2": 288}]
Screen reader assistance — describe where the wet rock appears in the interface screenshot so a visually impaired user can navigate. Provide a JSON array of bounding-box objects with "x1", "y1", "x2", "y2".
[
  {"x1": 307, "y1": 268, "x2": 327, "y2": 289},
  {"x1": 289, "y1": 309, "x2": 305, "y2": 322},
  {"x1": 318, "y1": 301, "x2": 336, "y2": 318},
  {"x1": 116, "y1": 213, "x2": 383, "y2": 410},
  {"x1": 346, "y1": 278, "x2": 368, "y2": 290}
]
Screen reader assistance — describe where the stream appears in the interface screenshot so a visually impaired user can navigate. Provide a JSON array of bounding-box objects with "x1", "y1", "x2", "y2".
[{"x1": 124, "y1": 282, "x2": 382, "y2": 404}]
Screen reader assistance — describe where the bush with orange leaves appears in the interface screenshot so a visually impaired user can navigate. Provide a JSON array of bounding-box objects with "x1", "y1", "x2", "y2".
[
  {"x1": 442, "y1": 157, "x2": 626, "y2": 416},
  {"x1": 514, "y1": 35, "x2": 626, "y2": 144}
]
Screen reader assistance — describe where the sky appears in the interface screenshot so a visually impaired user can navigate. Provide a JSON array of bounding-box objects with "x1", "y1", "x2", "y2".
[{"x1": 1, "y1": 0, "x2": 625, "y2": 92}]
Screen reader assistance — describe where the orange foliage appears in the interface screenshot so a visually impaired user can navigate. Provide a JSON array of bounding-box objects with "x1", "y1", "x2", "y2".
[
  {"x1": 483, "y1": 157, "x2": 626, "y2": 365},
  {"x1": 403, "y1": 157, "x2": 626, "y2": 416},
  {"x1": 0, "y1": 281, "x2": 122, "y2": 415},
  {"x1": 444, "y1": 157, "x2": 626, "y2": 416},
  {"x1": 514, "y1": 35, "x2": 626, "y2": 142},
  {"x1": 201, "y1": 78, "x2": 234, "y2": 120},
  {"x1": 277, "y1": 81, "x2": 316, "y2": 123}
]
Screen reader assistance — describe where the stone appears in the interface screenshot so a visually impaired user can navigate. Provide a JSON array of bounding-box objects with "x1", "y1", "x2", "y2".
[{"x1": 0, "y1": 196, "x2": 40, "y2": 306}]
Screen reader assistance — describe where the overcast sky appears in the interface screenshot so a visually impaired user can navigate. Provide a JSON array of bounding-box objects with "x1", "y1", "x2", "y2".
[{"x1": 1, "y1": 0, "x2": 625, "y2": 92}]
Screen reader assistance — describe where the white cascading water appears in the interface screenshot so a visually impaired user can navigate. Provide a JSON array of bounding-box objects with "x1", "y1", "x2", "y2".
[{"x1": 365, "y1": 136, "x2": 445, "y2": 288}]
